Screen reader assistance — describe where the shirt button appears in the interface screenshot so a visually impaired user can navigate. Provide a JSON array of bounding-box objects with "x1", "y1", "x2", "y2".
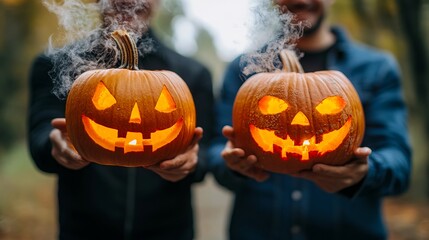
[
  {"x1": 291, "y1": 190, "x2": 302, "y2": 201},
  {"x1": 291, "y1": 225, "x2": 301, "y2": 234}
]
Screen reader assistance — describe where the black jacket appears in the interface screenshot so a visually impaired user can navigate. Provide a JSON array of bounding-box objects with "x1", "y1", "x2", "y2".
[{"x1": 28, "y1": 30, "x2": 215, "y2": 240}]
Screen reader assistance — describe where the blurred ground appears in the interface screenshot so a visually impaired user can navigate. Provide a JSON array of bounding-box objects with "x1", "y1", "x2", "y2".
[
  {"x1": 0, "y1": 143, "x2": 428, "y2": 240},
  {"x1": 194, "y1": 176, "x2": 231, "y2": 240},
  {"x1": 385, "y1": 198, "x2": 429, "y2": 240}
]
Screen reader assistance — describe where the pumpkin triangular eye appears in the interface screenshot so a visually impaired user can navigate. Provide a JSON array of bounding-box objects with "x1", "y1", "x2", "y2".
[
  {"x1": 258, "y1": 95, "x2": 288, "y2": 115},
  {"x1": 92, "y1": 81, "x2": 117, "y2": 110},
  {"x1": 155, "y1": 86, "x2": 176, "y2": 113},
  {"x1": 316, "y1": 96, "x2": 346, "y2": 115}
]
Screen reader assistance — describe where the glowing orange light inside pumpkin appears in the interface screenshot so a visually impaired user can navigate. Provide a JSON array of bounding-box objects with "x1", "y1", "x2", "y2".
[
  {"x1": 259, "y1": 95, "x2": 288, "y2": 115},
  {"x1": 81, "y1": 84, "x2": 183, "y2": 153},
  {"x1": 250, "y1": 118, "x2": 351, "y2": 160},
  {"x1": 155, "y1": 86, "x2": 176, "y2": 113},
  {"x1": 316, "y1": 96, "x2": 346, "y2": 114},
  {"x1": 92, "y1": 82, "x2": 117, "y2": 110},
  {"x1": 82, "y1": 115, "x2": 184, "y2": 153},
  {"x1": 129, "y1": 103, "x2": 142, "y2": 124},
  {"x1": 251, "y1": 95, "x2": 352, "y2": 161},
  {"x1": 302, "y1": 140, "x2": 310, "y2": 160},
  {"x1": 149, "y1": 118, "x2": 184, "y2": 151},
  {"x1": 291, "y1": 111, "x2": 310, "y2": 126}
]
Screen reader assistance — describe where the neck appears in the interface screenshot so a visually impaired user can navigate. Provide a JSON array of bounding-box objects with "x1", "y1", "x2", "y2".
[{"x1": 297, "y1": 23, "x2": 335, "y2": 52}]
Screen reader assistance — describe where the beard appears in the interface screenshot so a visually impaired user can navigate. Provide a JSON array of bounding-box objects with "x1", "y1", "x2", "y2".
[
  {"x1": 100, "y1": 0, "x2": 152, "y2": 35},
  {"x1": 302, "y1": 13, "x2": 325, "y2": 37}
]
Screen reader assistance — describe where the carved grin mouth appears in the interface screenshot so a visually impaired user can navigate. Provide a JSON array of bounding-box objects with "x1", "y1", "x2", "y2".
[
  {"x1": 82, "y1": 115, "x2": 183, "y2": 153},
  {"x1": 250, "y1": 118, "x2": 352, "y2": 160}
]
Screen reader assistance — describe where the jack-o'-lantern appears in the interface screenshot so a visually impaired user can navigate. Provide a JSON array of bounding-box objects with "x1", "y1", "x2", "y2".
[
  {"x1": 65, "y1": 30, "x2": 196, "y2": 167},
  {"x1": 232, "y1": 49, "x2": 365, "y2": 174}
]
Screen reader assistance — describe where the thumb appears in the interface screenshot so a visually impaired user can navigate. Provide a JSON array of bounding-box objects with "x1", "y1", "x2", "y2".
[
  {"x1": 51, "y1": 118, "x2": 67, "y2": 131},
  {"x1": 222, "y1": 125, "x2": 235, "y2": 142},
  {"x1": 188, "y1": 127, "x2": 203, "y2": 148}
]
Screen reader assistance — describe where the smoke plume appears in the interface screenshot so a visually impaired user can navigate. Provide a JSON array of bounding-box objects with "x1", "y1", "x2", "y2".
[
  {"x1": 241, "y1": 0, "x2": 305, "y2": 76},
  {"x1": 43, "y1": 0, "x2": 155, "y2": 99}
]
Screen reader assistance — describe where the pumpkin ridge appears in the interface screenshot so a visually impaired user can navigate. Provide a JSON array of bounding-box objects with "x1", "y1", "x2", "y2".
[{"x1": 301, "y1": 73, "x2": 316, "y2": 141}]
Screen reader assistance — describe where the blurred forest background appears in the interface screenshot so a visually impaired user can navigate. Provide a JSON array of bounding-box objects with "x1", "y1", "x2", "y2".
[{"x1": 1, "y1": 0, "x2": 429, "y2": 239}]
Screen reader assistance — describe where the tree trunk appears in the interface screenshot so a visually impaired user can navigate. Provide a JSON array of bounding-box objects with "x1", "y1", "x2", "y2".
[{"x1": 396, "y1": 0, "x2": 429, "y2": 197}]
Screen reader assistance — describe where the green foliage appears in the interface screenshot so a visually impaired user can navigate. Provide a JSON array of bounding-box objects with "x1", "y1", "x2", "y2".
[{"x1": 330, "y1": 0, "x2": 404, "y2": 56}]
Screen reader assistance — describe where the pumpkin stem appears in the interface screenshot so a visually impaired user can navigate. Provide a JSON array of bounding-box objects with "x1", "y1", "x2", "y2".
[
  {"x1": 111, "y1": 29, "x2": 139, "y2": 70},
  {"x1": 279, "y1": 49, "x2": 304, "y2": 73}
]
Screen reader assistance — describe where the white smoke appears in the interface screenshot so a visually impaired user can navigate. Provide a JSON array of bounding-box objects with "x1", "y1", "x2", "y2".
[
  {"x1": 43, "y1": 0, "x2": 155, "y2": 99},
  {"x1": 241, "y1": 0, "x2": 305, "y2": 76}
]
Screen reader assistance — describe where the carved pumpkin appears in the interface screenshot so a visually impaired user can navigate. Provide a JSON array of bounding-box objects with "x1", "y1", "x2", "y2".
[
  {"x1": 65, "y1": 30, "x2": 196, "y2": 167},
  {"x1": 232, "y1": 49, "x2": 365, "y2": 174}
]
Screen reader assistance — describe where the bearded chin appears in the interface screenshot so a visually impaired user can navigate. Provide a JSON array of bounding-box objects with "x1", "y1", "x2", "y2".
[
  {"x1": 101, "y1": 1, "x2": 151, "y2": 36},
  {"x1": 103, "y1": 14, "x2": 149, "y2": 36},
  {"x1": 302, "y1": 14, "x2": 325, "y2": 37}
]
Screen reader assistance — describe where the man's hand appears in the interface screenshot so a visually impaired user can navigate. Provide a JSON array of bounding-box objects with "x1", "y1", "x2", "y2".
[
  {"x1": 49, "y1": 118, "x2": 90, "y2": 170},
  {"x1": 221, "y1": 125, "x2": 270, "y2": 182},
  {"x1": 147, "y1": 127, "x2": 203, "y2": 182},
  {"x1": 291, "y1": 147, "x2": 372, "y2": 193}
]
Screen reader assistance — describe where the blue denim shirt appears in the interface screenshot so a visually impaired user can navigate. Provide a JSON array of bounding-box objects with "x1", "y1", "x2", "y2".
[{"x1": 208, "y1": 27, "x2": 412, "y2": 240}]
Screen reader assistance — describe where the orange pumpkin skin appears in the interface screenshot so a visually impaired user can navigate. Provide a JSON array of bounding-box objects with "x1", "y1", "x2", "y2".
[
  {"x1": 65, "y1": 30, "x2": 196, "y2": 167},
  {"x1": 232, "y1": 50, "x2": 365, "y2": 174}
]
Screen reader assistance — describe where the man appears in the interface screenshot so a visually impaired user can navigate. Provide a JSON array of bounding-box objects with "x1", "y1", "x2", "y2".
[
  {"x1": 209, "y1": 0, "x2": 411, "y2": 239},
  {"x1": 28, "y1": 0, "x2": 215, "y2": 239}
]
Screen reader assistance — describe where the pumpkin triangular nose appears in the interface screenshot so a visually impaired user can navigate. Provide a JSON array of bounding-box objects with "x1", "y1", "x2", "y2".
[
  {"x1": 291, "y1": 111, "x2": 310, "y2": 126},
  {"x1": 129, "y1": 103, "x2": 141, "y2": 124}
]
